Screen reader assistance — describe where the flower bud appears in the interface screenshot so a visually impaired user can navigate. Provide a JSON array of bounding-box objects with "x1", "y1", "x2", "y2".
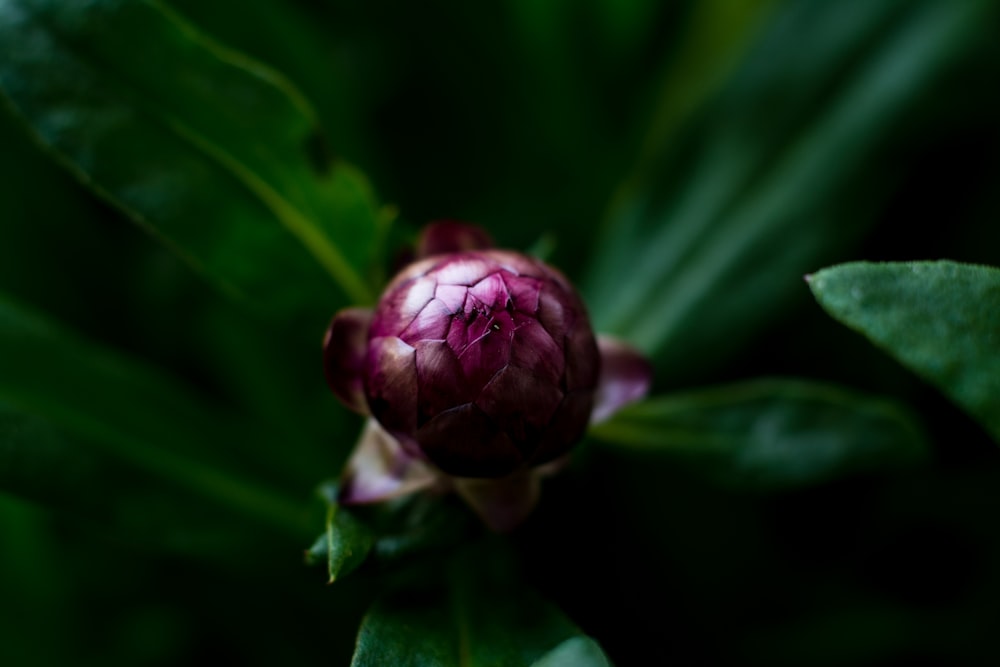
[
  {"x1": 364, "y1": 248, "x2": 599, "y2": 477},
  {"x1": 324, "y1": 222, "x2": 651, "y2": 529}
]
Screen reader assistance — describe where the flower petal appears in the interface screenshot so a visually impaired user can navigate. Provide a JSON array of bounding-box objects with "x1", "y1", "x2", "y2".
[
  {"x1": 434, "y1": 254, "x2": 496, "y2": 286},
  {"x1": 417, "y1": 220, "x2": 494, "y2": 258},
  {"x1": 564, "y1": 323, "x2": 600, "y2": 392},
  {"x1": 371, "y1": 275, "x2": 437, "y2": 338},
  {"x1": 468, "y1": 272, "x2": 511, "y2": 309},
  {"x1": 365, "y1": 336, "x2": 419, "y2": 442},
  {"x1": 415, "y1": 403, "x2": 523, "y2": 477},
  {"x1": 451, "y1": 309, "x2": 514, "y2": 390},
  {"x1": 477, "y1": 365, "x2": 563, "y2": 439},
  {"x1": 590, "y1": 336, "x2": 652, "y2": 424},
  {"x1": 452, "y1": 469, "x2": 540, "y2": 533},
  {"x1": 504, "y1": 274, "x2": 541, "y2": 314},
  {"x1": 322, "y1": 308, "x2": 374, "y2": 414},
  {"x1": 339, "y1": 419, "x2": 440, "y2": 504},
  {"x1": 400, "y1": 296, "x2": 452, "y2": 342},
  {"x1": 414, "y1": 339, "x2": 471, "y2": 422},
  {"x1": 510, "y1": 318, "x2": 564, "y2": 385},
  {"x1": 531, "y1": 389, "x2": 594, "y2": 465}
]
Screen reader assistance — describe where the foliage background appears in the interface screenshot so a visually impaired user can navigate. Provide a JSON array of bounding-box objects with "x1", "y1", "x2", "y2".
[{"x1": 1, "y1": 0, "x2": 999, "y2": 664}]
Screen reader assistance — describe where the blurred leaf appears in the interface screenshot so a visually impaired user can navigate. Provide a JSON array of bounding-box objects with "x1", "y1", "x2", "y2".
[
  {"x1": 584, "y1": 0, "x2": 994, "y2": 380},
  {"x1": 591, "y1": 378, "x2": 928, "y2": 489},
  {"x1": 0, "y1": 293, "x2": 312, "y2": 540},
  {"x1": 351, "y1": 542, "x2": 609, "y2": 666},
  {"x1": 531, "y1": 637, "x2": 612, "y2": 667},
  {"x1": 636, "y1": 0, "x2": 777, "y2": 170},
  {"x1": 0, "y1": 0, "x2": 382, "y2": 313},
  {"x1": 808, "y1": 260, "x2": 1000, "y2": 444},
  {"x1": 0, "y1": 496, "x2": 73, "y2": 666},
  {"x1": 0, "y1": 402, "x2": 305, "y2": 557}
]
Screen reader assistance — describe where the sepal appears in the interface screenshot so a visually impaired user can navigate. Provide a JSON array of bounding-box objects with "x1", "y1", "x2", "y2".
[{"x1": 591, "y1": 335, "x2": 653, "y2": 424}]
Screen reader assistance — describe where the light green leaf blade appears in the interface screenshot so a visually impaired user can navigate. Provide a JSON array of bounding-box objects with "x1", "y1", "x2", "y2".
[
  {"x1": 531, "y1": 637, "x2": 612, "y2": 667},
  {"x1": 808, "y1": 260, "x2": 1000, "y2": 443},
  {"x1": 0, "y1": 0, "x2": 381, "y2": 312},
  {"x1": 351, "y1": 543, "x2": 610, "y2": 666},
  {"x1": 591, "y1": 379, "x2": 928, "y2": 489},
  {"x1": 0, "y1": 293, "x2": 312, "y2": 541}
]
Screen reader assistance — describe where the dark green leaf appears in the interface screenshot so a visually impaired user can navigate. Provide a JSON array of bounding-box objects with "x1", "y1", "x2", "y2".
[
  {"x1": 0, "y1": 0, "x2": 382, "y2": 313},
  {"x1": 167, "y1": 0, "x2": 371, "y2": 166},
  {"x1": 583, "y1": 0, "x2": 994, "y2": 381},
  {"x1": 631, "y1": 0, "x2": 777, "y2": 170},
  {"x1": 590, "y1": 379, "x2": 928, "y2": 489},
  {"x1": 351, "y1": 542, "x2": 609, "y2": 667},
  {"x1": 0, "y1": 400, "x2": 315, "y2": 559},
  {"x1": 808, "y1": 260, "x2": 1000, "y2": 443},
  {"x1": 0, "y1": 293, "x2": 312, "y2": 540}
]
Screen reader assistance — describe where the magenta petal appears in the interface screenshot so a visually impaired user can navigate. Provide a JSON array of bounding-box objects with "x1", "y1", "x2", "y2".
[
  {"x1": 372, "y1": 275, "x2": 436, "y2": 337},
  {"x1": 414, "y1": 339, "x2": 471, "y2": 421},
  {"x1": 505, "y1": 274, "x2": 541, "y2": 313},
  {"x1": 434, "y1": 283, "x2": 467, "y2": 313},
  {"x1": 590, "y1": 336, "x2": 653, "y2": 424},
  {"x1": 416, "y1": 403, "x2": 523, "y2": 477},
  {"x1": 531, "y1": 390, "x2": 594, "y2": 465},
  {"x1": 434, "y1": 255, "x2": 495, "y2": 286},
  {"x1": 468, "y1": 272, "x2": 511, "y2": 309},
  {"x1": 510, "y1": 319, "x2": 564, "y2": 385},
  {"x1": 417, "y1": 221, "x2": 494, "y2": 258},
  {"x1": 365, "y1": 336, "x2": 419, "y2": 439},
  {"x1": 400, "y1": 297, "x2": 452, "y2": 341},
  {"x1": 323, "y1": 308, "x2": 374, "y2": 414},
  {"x1": 453, "y1": 310, "x2": 514, "y2": 390},
  {"x1": 339, "y1": 419, "x2": 440, "y2": 504},
  {"x1": 453, "y1": 470, "x2": 540, "y2": 532},
  {"x1": 477, "y1": 366, "x2": 563, "y2": 435},
  {"x1": 564, "y1": 323, "x2": 600, "y2": 392},
  {"x1": 537, "y1": 289, "x2": 569, "y2": 340}
]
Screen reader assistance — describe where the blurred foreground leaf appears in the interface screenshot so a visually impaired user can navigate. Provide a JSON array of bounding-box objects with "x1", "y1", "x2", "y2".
[
  {"x1": 0, "y1": 294, "x2": 312, "y2": 546},
  {"x1": 591, "y1": 379, "x2": 928, "y2": 489},
  {"x1": 0, "y1": 0, "x2": 381, "y2": 312},
  {"x1": 351, "y1": 542, "x2": 609, "y2": 666},
  {"x1": 584, "y1": 0, "x2": 994, "y2": 380},
  {"x1": 808, "y1": 261, "x2": 1000, "y2": 444}
]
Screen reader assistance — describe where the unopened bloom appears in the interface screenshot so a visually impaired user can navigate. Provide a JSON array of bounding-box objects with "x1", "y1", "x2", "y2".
[{"x1": 324, "y1": 222, "x2": 650, "y2": 530}]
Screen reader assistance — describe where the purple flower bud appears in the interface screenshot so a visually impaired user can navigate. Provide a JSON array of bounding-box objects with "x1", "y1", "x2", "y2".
[
  {"x1": 363, "y1": 248, "x2": 599, "y2": 478},
  {"x1": 324, "y1": 222, "x2": 651, "y2": 529}
]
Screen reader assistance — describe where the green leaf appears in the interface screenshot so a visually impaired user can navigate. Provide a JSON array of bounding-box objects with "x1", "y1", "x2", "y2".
[
  {"x1": 0, "y1": 293, "x2": 312, "y2": 542},
  {"x1": 808, "y1": 260, "x2": 1000, "y2": 444},
  {"x1": 322, "y1": 501, "x2": 374, "y2": 583},
  {"x1": 633, "y1": 0, "x2": 777, "y2": 171},
  {"x1": 0, "y1": 0, "x2": 382, "y2": 312},
  {"x1": 583, "y1": 0, "x2": 994, "y2": 381},
  {"x1": 530, "y1": 637, "x2": 612, "y2": 667},
  {"x1": 591, "y1": 379, "x2": 928, "y2": 489},
  {"x1": 351, "y1": 542, "x2": 610, "y2": 667},
  {"x1": 0, "y1": 401, "x2": 302, "y2": 558}
]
